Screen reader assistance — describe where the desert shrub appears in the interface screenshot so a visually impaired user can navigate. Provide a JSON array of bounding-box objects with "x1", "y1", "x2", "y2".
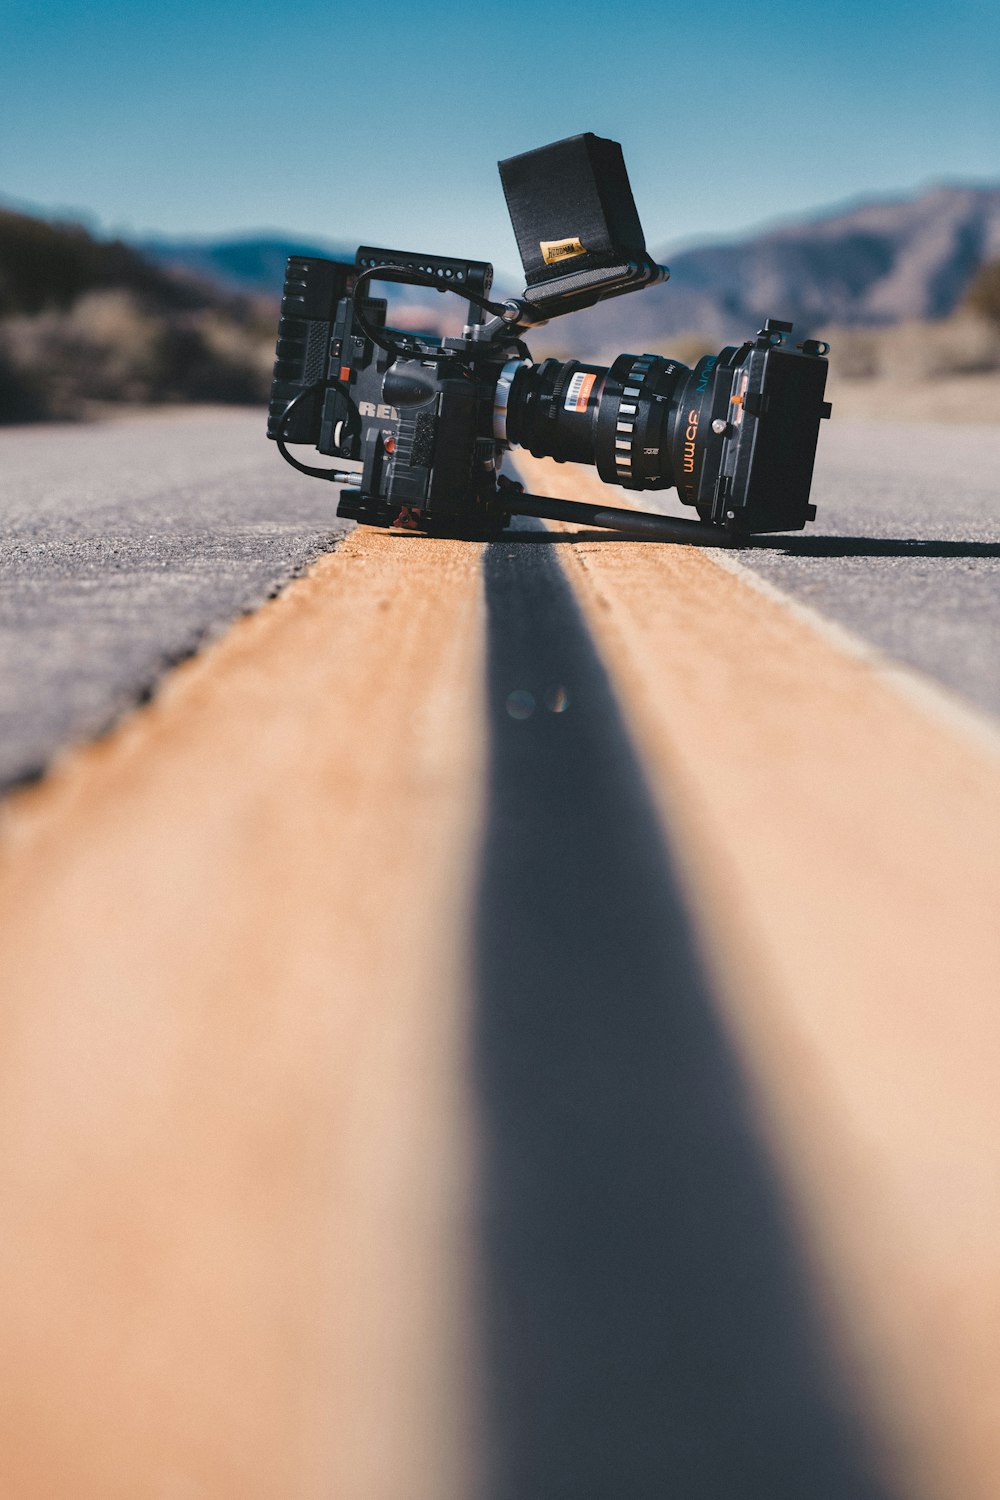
[
  {"x1": 0, "y1": 209, "x2": 217, "y2": 317},
  {"x1": 151, "y1": 316, "x2": 269, "y2": 404},
  {"x1": 818, "y1": 316, "x2": 1000, "y2": 382},
  {"x1": 0, "y1": 206, "x2": 276, "y2": 420},
  {"x1": 0, "y1": 336, "x2": 50, "y2": 421},
  {"x1": 0, "y1": 290, "x2": 271, "y2": 421},
  {"x1": 872, "y1": 316, "x2": 1000, "y2": 380},
  {"x1": 962, "y1": 260, "x2": 1000, "y2": 328},
  {"x1": 0, "y1": 211, "x2": 101, "y2": 315},
  {"x1": 645, "y1": 332, "x2": 718, "y2": 368},
  {"x1": 3, "y1": 292, "x2": 164, "y2": 415},
  {"x1": 815, "y1": 326, "x2": 880, "y2": 378}
]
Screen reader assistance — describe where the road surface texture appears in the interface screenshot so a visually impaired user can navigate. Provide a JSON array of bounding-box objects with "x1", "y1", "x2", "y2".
[
  {"x1": 550, "y1": 420, "x2": 1000, "y2": 721},
  {"x1": 0, "y1": 410, "x2": 350, "y2": 787},
  {"x1": 738, "y1": 421, "x2": 1000, "y2": 722},
  {"x1": 0, "y1": 409, "x2": 999, "y2": 1500}
]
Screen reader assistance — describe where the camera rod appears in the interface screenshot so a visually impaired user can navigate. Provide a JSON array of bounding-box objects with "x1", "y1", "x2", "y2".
[{"x1": 503, "y1": 491, "x2": 737, "y2": 547}]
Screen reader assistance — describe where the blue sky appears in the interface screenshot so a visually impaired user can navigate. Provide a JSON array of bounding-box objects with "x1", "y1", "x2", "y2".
[{"x1": 1, "y1": 0, "x2": 997, "y2": 276}]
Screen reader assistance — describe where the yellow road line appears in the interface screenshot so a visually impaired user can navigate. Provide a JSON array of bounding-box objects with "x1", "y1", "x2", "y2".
[
  {"x1": 5, "y1": 463, "x2": 1000, "y2": 1499},
  {"x1": 0, "y1": 529, "x2": 485, "y2": 1500},
  {"x1": 517, "y1": 453, "x2": 1000, "y2": 1500}
]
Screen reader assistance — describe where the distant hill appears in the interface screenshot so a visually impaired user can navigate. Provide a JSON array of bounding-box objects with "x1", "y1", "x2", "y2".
[
  {"x1": 6, "y1": 180, "x2": 998, "y2": 423},
  {"x1": 558, "y1": 181, "x2": 1000, "y2": 357},
  {"x1": 0, "y1": 209, "x2": 274, "y2": 421},
  {"x1": 139, "y1": 234, "x2": 514, "y2": 324},
  {"x1": 139, "y1": 235, "x2": 355, "y2": 297},
  {"x1": 139, "y1": 183, "x2": 1000, "y2": 360},
  {"x1": 0, "y1": 207, "x2": 229, "y2": 318}
]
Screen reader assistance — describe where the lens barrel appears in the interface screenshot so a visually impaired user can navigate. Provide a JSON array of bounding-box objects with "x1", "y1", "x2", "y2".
[
  {"x1": 500, "y1": 330, "x2": 830, "y2": 534},
  {"x1": 502, "y1": 352, "x2": 706, "y2": 493}
]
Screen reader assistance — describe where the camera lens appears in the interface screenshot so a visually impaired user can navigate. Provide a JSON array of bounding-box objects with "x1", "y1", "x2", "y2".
[
  {"x1": 498, "y1": 336, "x2": 829, "y2": 534},
  {"x1": 500, "y1": 352, "x2": 713, "y2": 499}
]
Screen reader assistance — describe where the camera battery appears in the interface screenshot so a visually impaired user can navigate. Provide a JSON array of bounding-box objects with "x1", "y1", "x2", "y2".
[{"x1": 267, "y1": 256, "x2": 354, "y2": 443}]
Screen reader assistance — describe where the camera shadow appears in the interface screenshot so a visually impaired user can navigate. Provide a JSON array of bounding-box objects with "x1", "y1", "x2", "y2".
[
  {"x1": 746, "y1": 535, "x2": 1000, "y2": 559},
  {"x1": 471, "y1": 521, "x2": 899, "y2": 1500},
  {"x1": 496, "y1": 526, "x2": 1000, "y2": 558}
]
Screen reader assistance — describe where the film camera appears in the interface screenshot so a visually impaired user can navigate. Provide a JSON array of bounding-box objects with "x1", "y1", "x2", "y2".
[{"x1": 268, "y1": 133, "x2": 831, "y2": 545}]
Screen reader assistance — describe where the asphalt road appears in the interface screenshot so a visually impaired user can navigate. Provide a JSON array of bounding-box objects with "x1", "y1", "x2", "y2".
[
  {"x1": 595, "y1": 418, "x2": 1000, "y2": 720},
  {"x1": 0, "y1": 513, "x2": 905, "y2": 1500},
  {"x1": 1, "y1": 410, "x2": 998, "y2": 793},
  {"x1": 0, "y1": 409, "x2": 350, "y2": 787},
  {"x1": 474, "y1": 526, "x2": 893, "y2": 1500},
  {"x1": 732, "y1": 420, "x2": 1000, "y2": 722},
  {"x1": 3, "y1": 408, "x2": 1000, "y2": 1499}
]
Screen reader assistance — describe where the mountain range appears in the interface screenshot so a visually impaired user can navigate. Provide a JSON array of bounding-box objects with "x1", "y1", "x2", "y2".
[
  {"x1": 575, "y1": 181, "x2": 1000, "y2": 356},
  {"x1": 139, "y1": 234, "x2": 356, "y2": 299},
  {"x1": 140, "y1": 180, "x2": 1000, "y2": 354}
]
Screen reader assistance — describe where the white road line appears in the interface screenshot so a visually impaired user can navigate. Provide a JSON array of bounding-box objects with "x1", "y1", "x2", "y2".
[{"x1": 711, "y1": 547, "x2": 1000, "y2": 766}]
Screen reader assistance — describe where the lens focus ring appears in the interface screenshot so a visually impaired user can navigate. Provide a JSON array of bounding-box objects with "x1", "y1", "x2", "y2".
[
  {"x1": 503, "y1": 351, "x2": 689, "y2": 490},
  {"x1": 610, "y1": 355, "x2": 657, "y2": 483}
]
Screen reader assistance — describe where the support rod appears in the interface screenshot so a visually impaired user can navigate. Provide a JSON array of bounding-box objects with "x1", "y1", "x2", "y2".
[{"x1": 504, "y1": 491, "x2": 736, "y2": 547}]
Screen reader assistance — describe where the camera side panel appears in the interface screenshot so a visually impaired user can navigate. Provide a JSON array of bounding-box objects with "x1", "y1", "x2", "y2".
[
  {"x1": 715, "y1": 347, "x2": 829, "y2": 533},
  {"x1": 740, "y1": 350, "x2": 828, "y2": 532},
  {"x1": 267, "y1": 257, "x2": 356, "y2": 444}
]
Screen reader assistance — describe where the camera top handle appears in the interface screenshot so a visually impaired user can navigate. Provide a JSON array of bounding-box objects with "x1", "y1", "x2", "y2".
[{"x1": 349, "y1": 263, "x2": 526, "y2": 358}]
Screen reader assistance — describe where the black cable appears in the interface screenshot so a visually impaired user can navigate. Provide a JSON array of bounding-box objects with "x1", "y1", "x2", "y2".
[
  {"x1": 351, "y1": 263, "x2": 509, "y2": 362},
  {"x1": 274, "y1": 376, "x2": 362, "y2": 481}
]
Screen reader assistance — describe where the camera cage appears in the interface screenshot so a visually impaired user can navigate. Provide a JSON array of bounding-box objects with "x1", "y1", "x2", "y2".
[{"x1": 268, "y1": 133, "x2": 831, "y2": 546}]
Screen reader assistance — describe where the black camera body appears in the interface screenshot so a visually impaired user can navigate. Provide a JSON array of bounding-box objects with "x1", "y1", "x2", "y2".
[
  {"x1": 268, "y1": 245, "x2": 514, "y2": 535},
  {"x1": 268, "y1": 133, "x2": 831, "y2": 545}
]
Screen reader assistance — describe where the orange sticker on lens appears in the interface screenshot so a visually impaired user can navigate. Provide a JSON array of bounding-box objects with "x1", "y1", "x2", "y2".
[{"x1": 564, "y1": 370, "x2": 597, "y2": 413}]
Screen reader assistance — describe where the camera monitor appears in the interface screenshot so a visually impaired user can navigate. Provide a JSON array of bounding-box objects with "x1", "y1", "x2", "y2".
[{"x1": 498, "y1": 132, "x2": 667, "y2": 316}]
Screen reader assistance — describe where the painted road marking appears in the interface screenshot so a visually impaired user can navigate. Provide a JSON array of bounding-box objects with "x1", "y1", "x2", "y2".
[
  {"x1": 0, "y1": 528, "x2": 484, "y2": 1500},
  {"x1": 516, "y1": 451, "x2": 1000, "y2": 1500},
  {"x1": 4, "y1": 460, "x2": 1000, "y2": 1498}
]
